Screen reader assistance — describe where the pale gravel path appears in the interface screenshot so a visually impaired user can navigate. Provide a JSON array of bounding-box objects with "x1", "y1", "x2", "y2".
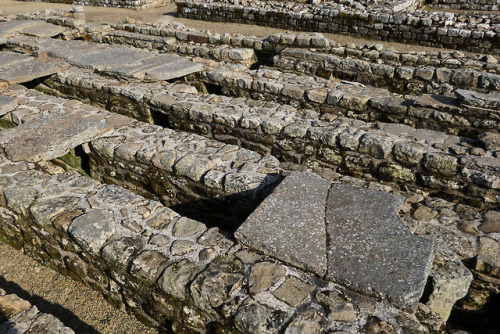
[{"x1": 0, "y1": 241, "x2": 158, "y2": 334}]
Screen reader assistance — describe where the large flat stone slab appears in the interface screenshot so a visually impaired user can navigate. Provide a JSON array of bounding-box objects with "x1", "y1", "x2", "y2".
[
  {"x1": 18, "y1": 21, "x2": 66, "y2": 38},
  {"x1": 0, "y1": 95, "x2": 17, "y2": 116},
  {"x1": 0, "y1": 51, "x2": 32, "y2": 67},
  {"x1": 0, "y1": 113, "x2": 112, "y2": 162},
  {"x1": 456, "y1": 89, "x2": 500, "y2": 110},
  {"x1": 0, "y1": 20, "x2": 42, "y2": 35},
  {"x1": 0, "y1": 57, "x2": 64, "y2": 85},
  {"x1": 100, "y1": 54, "x2": 185, "y2": 79},
  {"x1": 68, "y1": 47, "x2": 152, "y2": 70},
  {"x1": 236, "y1": 172, "x2": 329, "y2": 276},
  {"x1": 325, "y1": 184, "x2": 434, "y2": 310},
  {"x1": 145, "y1": 61, "x2": 203, "y2": 81}
]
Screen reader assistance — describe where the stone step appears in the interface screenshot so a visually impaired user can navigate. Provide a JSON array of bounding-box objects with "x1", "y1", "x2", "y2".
[{"x1": 39, "y1": 68, "x2": 500, "y2": 209}]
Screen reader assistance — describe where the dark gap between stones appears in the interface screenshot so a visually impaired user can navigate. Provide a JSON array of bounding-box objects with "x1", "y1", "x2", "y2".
[{"x1": 447, "y1": 292, "x2": 500, "y2": 334}]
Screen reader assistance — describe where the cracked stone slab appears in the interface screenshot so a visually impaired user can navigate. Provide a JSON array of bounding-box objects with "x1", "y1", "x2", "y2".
[
  {"x1": 235, "y1": 172, "x2": 329, "y2": 276},
  {"x1": 0, "y1": 95, "x2": 17, "y2": 116},
  {"x1": 325, "y1": 184, "x2": 434, "y2": 310},
  {"x1": 0, "y1": 57, "x2": 64, "y2": 85},
  {"x1": 0, "y1": 113, "x2": 113, "y2": 162}
]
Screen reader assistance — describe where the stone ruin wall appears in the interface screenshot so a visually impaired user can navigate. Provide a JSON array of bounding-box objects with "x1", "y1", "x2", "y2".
[
  {"x1": 19, "y1": 0, "x2": 169, "y2": 9},
  {"x1": 0, "y1": 7, "x2": 499, "y2": 334},
  {"x1": 427, "y1": 0, "x2": 500, "y2": 11},
  {"x1": 176, "y1": 0, "x2": 500, "y2": 55}
]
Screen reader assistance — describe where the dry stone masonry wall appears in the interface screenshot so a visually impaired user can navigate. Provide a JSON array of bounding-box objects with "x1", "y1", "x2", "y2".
[
  {"x1": 0, "y1": 9, "x2": 499, "y2": 334},
  {"x1": 177, "y1": 0, "x2": 500, "y2": 55}
]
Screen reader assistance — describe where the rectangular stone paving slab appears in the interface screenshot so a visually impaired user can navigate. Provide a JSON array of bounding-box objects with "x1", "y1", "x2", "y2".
[
  {"x1": 0, "y1": 51, "x2": 32, "y2": 68},
  {"x1": 0, "y1": 57, "x2": 64, "y2": 85},
  {"x1": 235, "y1": 172, "x2": 329, "y2": 276},
  {"x1": 0, "y1": 112, "x2": 114, "y2": 162},
  {"x1": 17, "y1": 22, "x2": 66, "y2": 38},
  {"x1": 326, "y1": 183, "x2": 434, "y2": 310},
  {"x1": 0, "y1": 20, "x2": 42, "y2": 35},
  {"x1": 68, "y1": 47, "x2": 153, "y2": 70},
  {"x1": 237, "y1": 172, "x2": 434, "y2": 310},
  {"x1": 0, "y1": 95, "x2": 17, "y2": 116},
  {"x1": 144, "y1": 61, "x2": 204, "y2": 81}
]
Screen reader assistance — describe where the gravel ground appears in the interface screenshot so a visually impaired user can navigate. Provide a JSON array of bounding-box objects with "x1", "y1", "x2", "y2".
[{"x1": 0, "y1": 242, "x2": 157, "y2": 334}]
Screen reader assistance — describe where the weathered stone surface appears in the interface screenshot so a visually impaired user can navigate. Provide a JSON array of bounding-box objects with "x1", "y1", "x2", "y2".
[
  {"x1": 234, "y1": 299, "x2": 287, "y2": 334},
  {"x1": 30, "y1": 196, "x2": 81, "y2": 226},
  {"x1": 172, "y1": 217, "x2": 207, "y2": 238},
  {"x1": 248, "y1": 262, "x2": 286, "y2": 294},
  {"x1": 18, "y1": 22, "x2": 66, "y2": 38},
  {"x1": 0, "y1": 56, "x2": 63, "y2": 85},
  {"x1": 0, "y1": 294, "x2": 31, "y2": 319},
  {"x1": 476, "y1": 237, "x2": 500, "y2": 278},
  {"x1": 68, "y1": 209, "x2": 126, "y2": 254},
  {"x1": 326, "y1": 184, "x2": 435, "y2": 310},
  {"x1": 0, "y1": 95, "x2": 17, "y2": 116},
  {"x1": 129, "y1": 250, "x2": 168, "y2": 283},
  {"x1": 456, "y1": 89, "x2": 500, "y2": 110},
  {"x1": 272, "y1": 276, "x2": 315, "y2": 307},
  {"x1": 0, "y1": 113, "x2": 112, "y2": 162},
  {"x1": 426, "y1": 247, "x2": 473, "y2": 321},
  {"x1": 236, "y1": 172, "x2": 329, "y2": 276},
  {"x1": 158, "y1": 259, "x2": 199, "y2": 299},
  {"x1": 284, "y1": 308, "x2": 323, "y2": 334},
  {"x1": 316, "y1": 290, "x2": 357, "y2": 322},
  {"x1": 0, "y1": 52, "x2": 32, "y2": 68},
  {"x1": 144, "y1": 61, "x2": 203, "y2": 81},
  {"x1": 479, "y1": 211, "x2": 500, "y2": 233},
  {"x1": 0, "y1": 20, "x2": 42, "y2": 35}
]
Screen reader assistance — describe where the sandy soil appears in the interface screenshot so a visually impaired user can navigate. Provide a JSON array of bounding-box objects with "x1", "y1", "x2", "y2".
[
  {"x1": 0, "y1": 242, "x2": 157, "y2": 334},
  {"x1": 0, "y1": 0, "x2": 479, "y2": 55}
]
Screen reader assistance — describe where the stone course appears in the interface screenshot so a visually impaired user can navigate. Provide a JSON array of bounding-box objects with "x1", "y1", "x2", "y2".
[
  {"x1": 0, "y1": 9, "x2": 499, "y2": 334},
  {"x1": 0, "y1": 105, "x2": 450, "y2": 333},
  {"x1": 177, "y1": 0, "x2": 500, "y2": 55},
  {"x1": 38, "y1": 67, "x2": 500, "y2": 209}
]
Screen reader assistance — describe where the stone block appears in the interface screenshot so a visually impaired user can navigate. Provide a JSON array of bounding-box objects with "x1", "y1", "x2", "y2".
[{"x1": 235, "y1": 172, "x2": 329, "y2": 276}]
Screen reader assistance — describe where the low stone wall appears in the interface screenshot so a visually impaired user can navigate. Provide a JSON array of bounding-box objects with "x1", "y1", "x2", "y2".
[
  {"x1": 427, "y1": 0, "x2": 500, "y2": 11},
  {"x1": 199, "y1": 66, "x2": 499, "y2": 138},
  {"x1": 0, "y1": 112, "x2": 448, "y2": 333},
  {"x1": 177, "y1": 0, "x2": 500, "y2": 55},
  {"x1": 40, "y1": 68, "x2": 500, "y2": 209},
  {"x1": 10, "y1": 14, "x2": 500, "y2": 96},
  {"x1": 3, "y1": 86, "x2": 281, "y2": 230},
  {"x1": 275, "y1": 48, "x2": 500, "y2": 94},
  {"x1": 19, "y1": 0, "x2": 169, "y2": 9}
]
